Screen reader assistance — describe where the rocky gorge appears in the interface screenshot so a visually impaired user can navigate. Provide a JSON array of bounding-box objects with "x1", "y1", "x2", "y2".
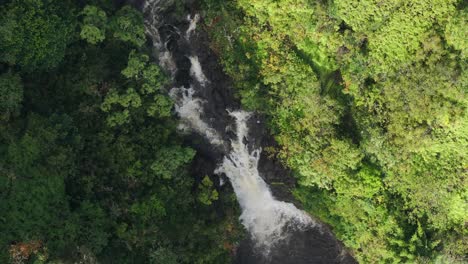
[{"x1": 125, "y1": 0, "x2": 357, "y2": 263}]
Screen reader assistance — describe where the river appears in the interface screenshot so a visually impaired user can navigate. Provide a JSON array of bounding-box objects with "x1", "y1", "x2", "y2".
[{"x1": 136, "y1": 0, "x2": 357, "y2": 263}]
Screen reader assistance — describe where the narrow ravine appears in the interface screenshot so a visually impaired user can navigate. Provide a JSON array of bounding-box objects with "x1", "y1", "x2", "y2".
[{"x1": 140, "y1": 0, "x2": 356, "y2": 263}]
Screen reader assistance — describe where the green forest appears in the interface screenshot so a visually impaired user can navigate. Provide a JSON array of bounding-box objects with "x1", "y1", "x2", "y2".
[
  {"x1": 0, "y1": 0, "x2": 242, "y2": 263},
  {"x1": 203, "y1": 0, "x2": 466, "y2": 263},
  {"x1": 0, "y1": 0, "x2": 466, "y2": 263}
]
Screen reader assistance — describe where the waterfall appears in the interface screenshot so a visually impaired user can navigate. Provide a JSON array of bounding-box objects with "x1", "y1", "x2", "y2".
[
  {"x1": 215, "y1": 111, "x2": 313, "y2": 252},
  {"x1": 143, "y1": 0, "x2": 314, "y2": 254}
]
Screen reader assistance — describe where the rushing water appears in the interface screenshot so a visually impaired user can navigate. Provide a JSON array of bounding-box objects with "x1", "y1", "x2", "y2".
[
  {"x1": 186, "y1": 14, "x2": 200, "y2": 39},
  {"x1": 144, "y1": 3, "x2": 314, "y2": 252},
  {"x1": 141, "y1": 1, "x2": 355, "y2": 262},
  {"x1": 169, "y1": 86, "x2": 224, "y2": 146},
  {"x1": 188, "y1": 56, "x2": 209, "y2": 85},
  {"x1": 215, "y1": 111, "x2": 313, "y2": 251}
]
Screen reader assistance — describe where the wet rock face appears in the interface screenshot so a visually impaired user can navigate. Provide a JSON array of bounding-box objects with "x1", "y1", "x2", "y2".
[
  {"x1": 235, "y1": 226, "x2": 357, "y2": 264},
  {"x1": 128, "y1": 0, "x2": 357, "y2": 263}
]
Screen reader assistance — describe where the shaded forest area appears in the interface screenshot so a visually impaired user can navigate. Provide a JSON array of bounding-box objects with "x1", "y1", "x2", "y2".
[
  {"x1": 0, "y1": 0, "x2": 242, "y2": 263},
  {"x1": 202, "y1": 0, "x2": 466, "y2": 263}
]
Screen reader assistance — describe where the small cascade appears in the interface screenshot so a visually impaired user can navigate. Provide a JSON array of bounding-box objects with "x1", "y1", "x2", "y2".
[
  {"x1": 188, "y1": 56, "x2": 209, "y2": 85},
  {"x1": 169, "y1": 86, "x2": 223, "y2": 146},
  {"x1": 186, "y1": 14, "x2": 200, "y2": 39},
  {"x1": 144, "y1": 0, "x2": 178, "y2": 76}
]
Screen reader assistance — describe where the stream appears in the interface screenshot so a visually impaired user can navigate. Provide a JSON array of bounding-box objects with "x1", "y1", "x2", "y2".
[{"x1": 135, "y1": 0, "x2": 357, "y2": 263}]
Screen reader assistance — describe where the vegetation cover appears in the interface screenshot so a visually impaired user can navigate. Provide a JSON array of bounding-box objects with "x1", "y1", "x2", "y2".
[
  {"x1": 1, "y1": 0, "x2": 466, "y2": 263},
  {"x1": 203, "y1": 0, "x2": 467, "y2": 263},
  {"x1": 0, "y1": 1, "x2": 242, "y2": 263}
]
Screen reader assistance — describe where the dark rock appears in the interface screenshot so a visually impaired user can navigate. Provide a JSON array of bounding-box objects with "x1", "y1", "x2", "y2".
[
  {"x1": 235, "y1": 225, "x2": 357, "y2": 264},
  {"x1": 133, "y1": 0, "x2": 358, "y2": 263}
]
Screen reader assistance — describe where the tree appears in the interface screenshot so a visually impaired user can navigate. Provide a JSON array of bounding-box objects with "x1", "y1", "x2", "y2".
[
  {"x1": 150, "y1": 247, "x2": 178, "y2": 264},
  {"x1": 80, "y1": 5, "x2": 108, "y2": 44},
  {"x1": 0, "y1": 72, "x2": 23, "y2": 119},
  {"x1": 203, "y1": 0, "x2": 467, "y2": 262},
  {"x1": 0, "y1": 0, "x2": 76, "y2": 71},
  {"x1": 198, "y1": 176, "x2": 219, "y2": 205},
  {"x1": 73, "y1": 201, "x2": 110, "y2": 254},
  {"x1": 0, "y1": 114, "x2": 80, "y2": 262},
  {"x1": 110, "y1": 6, "x2": 146, "y2": 47},
  {"x1": 0, "y1": 1, "x2": 244, "y2": 263},
  {"x1": 101, "y1": 50, "x2": 171, "y2": 126},
  {"x1": 445, "y1": 8, "x2": 467, "y2": 59}
]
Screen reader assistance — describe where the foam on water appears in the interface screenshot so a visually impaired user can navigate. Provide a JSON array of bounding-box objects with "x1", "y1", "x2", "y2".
[
  {"x1": 169, "y1": 87, "x2": 223, "y2": 146},
  {"x1": 189, "y1": 56, "x2": 209, "y2": 85},
  {"x1": 159, "y1": 50, "x2": 177, "y2": 77},
  {"x1": 215, "y1": 111, "x2": 313, "y2": 252},
  {"x1": 144, "y1": 0, "x2": 314, "y2": 253},
  {"x1": 186, "y1": 14, "x2": 200, "y2": 39}
]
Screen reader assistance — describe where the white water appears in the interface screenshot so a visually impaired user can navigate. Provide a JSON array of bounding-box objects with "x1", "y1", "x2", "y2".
[
  {"x1": 144, "y1": 0, "x2": 313, "y2": 252},
  {"x1": 169, "y1": 87, "x2": 313, "y2": 251},
  {"x1": 214, "y1": 111, "x2": 313, "y2": 251},
  {"x1": 189, "y1": 56, "x2": 209, "y2": 85},
  {"x1": 169, "y1": 87, "x2": 223, "y2": 146},
  {"x1": 186, "y1": 14, "x2": 200, "y2": 39},
  {"x1": 169, "y1": 87, "x2": 313, "y2": 252}
]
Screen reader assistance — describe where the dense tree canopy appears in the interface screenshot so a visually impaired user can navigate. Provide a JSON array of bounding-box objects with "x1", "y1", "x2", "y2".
[
  {"x1": 1, "y1": 0, "x2": 466, "y2": 263},
  {"x1": 203, "y1": 0, "x2": 467, "y2": 262},
  {"x1": 0, "y1": 1, "x2": 243, "y2": 263},
  {"x1": 0, "y1": 72, "x2": 23, "y2": 119},
  {"x1": 0, "y1": 0, "x2": 76, "y2": 70}
]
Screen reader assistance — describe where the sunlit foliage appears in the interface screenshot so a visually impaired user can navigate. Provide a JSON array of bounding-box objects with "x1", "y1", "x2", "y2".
[{"x1": 203, "y1": 0, "x2": 467, "y2": 262}]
